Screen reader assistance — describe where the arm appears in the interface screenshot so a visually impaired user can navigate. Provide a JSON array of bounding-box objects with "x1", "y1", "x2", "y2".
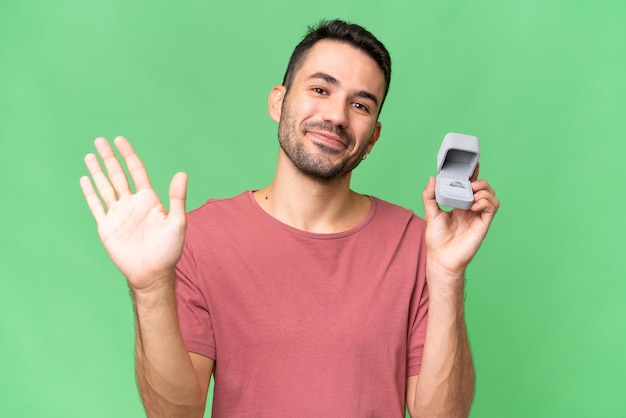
[
  {"x1": 80, "y1": 136, "x2": 212, "y2": 417},
  {"x1": 133, "y1": 278, "x2": 214, "y2": 417},
  {"x1": 405, "y1": 266, "x2": 474, "y2": 418},
  {"x1": 407, "y1": 170, "x2": 499, "y2": 417}
]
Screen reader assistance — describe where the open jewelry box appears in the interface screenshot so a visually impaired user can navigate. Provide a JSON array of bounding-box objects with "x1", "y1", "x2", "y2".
[{"x1": 435, "y1": 133, "x2": 480, "y2": 209}]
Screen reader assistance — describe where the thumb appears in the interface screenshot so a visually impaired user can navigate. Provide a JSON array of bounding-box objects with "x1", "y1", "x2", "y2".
[
  {"x1": 422, "y1": 176, "x2": 441, "y2": 222},
  {"x1": 169, "y1": 172, "x2": 188, "y2": 218}
]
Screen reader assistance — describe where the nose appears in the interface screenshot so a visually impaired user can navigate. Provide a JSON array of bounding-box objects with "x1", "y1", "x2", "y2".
[{"x1": 321, "y1": 96, "x2": 349, "y2": 128}]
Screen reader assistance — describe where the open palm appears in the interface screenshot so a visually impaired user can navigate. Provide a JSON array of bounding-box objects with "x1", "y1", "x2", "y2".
[{"x1": 80, "y1": 137, "x2": 187, "y2": 291}]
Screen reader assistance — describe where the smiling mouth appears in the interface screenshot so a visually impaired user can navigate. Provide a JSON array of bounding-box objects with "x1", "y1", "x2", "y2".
[
  {"x1": 311, "y1": 130, "x2": 340, "y2": 140},
  {"x1": 306, "y1": 132, "x2": 348, "y2": 154},
  {"x1": 308, "y1": 130, "x2": 346, "y2": 146}
]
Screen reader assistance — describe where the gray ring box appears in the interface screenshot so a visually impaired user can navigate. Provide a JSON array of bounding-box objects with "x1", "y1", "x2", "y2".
[{"x1": 435, "y1": 133, "x2": 480, "y2": 209}]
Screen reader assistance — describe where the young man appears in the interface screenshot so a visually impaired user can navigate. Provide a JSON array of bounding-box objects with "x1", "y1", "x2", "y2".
[{"x1": 81, "y1": 20, "x2": 499, "y2": 417}]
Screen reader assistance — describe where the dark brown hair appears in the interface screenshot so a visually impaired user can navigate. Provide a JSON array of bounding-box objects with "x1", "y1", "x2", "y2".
[{"x1": 282, "y1": 19, "x2": 392, "y2": 112}]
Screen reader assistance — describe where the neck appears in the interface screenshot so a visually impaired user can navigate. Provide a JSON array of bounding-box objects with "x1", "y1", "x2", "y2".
[{"x1": 254, "y1": 151, "x2": 371, "y2": 234}]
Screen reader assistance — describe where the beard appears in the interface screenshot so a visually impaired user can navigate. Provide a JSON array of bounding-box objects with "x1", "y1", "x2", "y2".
[{"x1": 277, "y1": 100, "x2": 371, "y2": 182}]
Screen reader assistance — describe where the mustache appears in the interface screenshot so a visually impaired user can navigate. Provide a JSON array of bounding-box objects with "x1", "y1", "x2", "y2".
[{"x1": 301, "y1": 121, "x2": 353, "y2": 145}]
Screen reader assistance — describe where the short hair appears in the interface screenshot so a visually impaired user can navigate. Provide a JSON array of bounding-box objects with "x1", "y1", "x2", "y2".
[{"x1": 282, "y1": 19, "x2": 392, "y2": 112}]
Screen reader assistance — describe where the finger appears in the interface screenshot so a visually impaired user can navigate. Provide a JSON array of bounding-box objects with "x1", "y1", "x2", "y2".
[
  {"x1": 471, "y1": 179, "x2": 495, "y2": 197},
  {"x1": 113, "y1": 136, "x2": 153, "y2": 191},
  {"x1": 168, "y1": 172, "x2": 188, "y2": 220},
  {"x1": 80, "y1": 175, "x2": 106, "y2": 223},
  {"x1": 471, "y1": 190, "x2": 500, "y2": 214},
  {"x1": 469, "y1": 162, "x2": 480, "y2": 182},
  {"x1": 84, "y1": 152, "x2": 117, "y2": 209},
  {"x1": 422, "y1": 176, "x2": 441, "y2": 222},
  {"x1": 94, "y1": 137, "x2": 132, "y2": 197}
]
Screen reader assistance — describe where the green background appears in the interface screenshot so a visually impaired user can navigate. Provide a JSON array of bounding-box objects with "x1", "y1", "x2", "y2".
[{"x1": 1, "y1": 0, "x2": 625, "y2": 416}]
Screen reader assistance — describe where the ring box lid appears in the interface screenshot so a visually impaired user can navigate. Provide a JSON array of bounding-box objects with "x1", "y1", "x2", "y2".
[
  {"x1": 436, "y1": 133, "x2": 480, "y2": 209},
  {"x1": 437, "y1": 133, "x2": 480, "y2": 178}
]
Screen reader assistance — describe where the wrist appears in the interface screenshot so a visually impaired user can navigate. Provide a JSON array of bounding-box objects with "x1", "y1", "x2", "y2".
[
  {"x1": 426, "y1": 261, "x2": 466, "y2": 302},
  {"x1": 426, "y1": 257, "x2": 465, "y2": 282},
  {"x1": 129, "y1": 272, "x2": 177, "y2": 309}
]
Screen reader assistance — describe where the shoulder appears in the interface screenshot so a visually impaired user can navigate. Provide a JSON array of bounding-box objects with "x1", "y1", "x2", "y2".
[
  {"x1": 370, "y1": 196, "x2": 425, "y2": 228},
  {"x1": 187, "y1": 191, "x2": 253, "y2": 219},
  {"x1": 184, "y1": 191, "x2": 260, "y2": 239}
]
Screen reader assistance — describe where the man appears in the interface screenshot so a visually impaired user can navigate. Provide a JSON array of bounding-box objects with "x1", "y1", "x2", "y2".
[{"x1": 80, "y1": 19, "x2": 499, "y2": 417}]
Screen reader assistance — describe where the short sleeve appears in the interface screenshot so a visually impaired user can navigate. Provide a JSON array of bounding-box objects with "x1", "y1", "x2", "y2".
[
  {"x1": 175, "y1": 238, "x2": 217, "y2": 360},
  {"x1": 406, "y1": 228, "x2": 429, "y2": 377}
]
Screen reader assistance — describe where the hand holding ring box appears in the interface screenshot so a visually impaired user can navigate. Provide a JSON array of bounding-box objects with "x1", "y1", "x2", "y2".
[{"x1": 435, "y1": 133, "x2": 480, "y2": 209}]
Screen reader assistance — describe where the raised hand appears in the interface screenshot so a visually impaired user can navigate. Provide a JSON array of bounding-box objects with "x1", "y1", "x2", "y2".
[
  {"x1": 422, "y1": 164, "x2": 500, "y2": 279},
  {"x1": 80, "y1": 136, "x2": 188, "y2": 291}
]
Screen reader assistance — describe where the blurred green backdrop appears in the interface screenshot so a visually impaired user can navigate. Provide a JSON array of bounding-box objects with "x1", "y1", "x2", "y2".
[{"x1": 1, "y1": 0, "x2": 625, "y2": 417}]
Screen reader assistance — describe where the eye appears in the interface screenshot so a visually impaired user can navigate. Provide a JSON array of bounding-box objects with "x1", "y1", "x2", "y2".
[
  {"x1": 312, "y1": 87, "x2": 328, "y2": 95},
  {"x1": 352, "y1": 102, "x2": 370, "y2": 113}
]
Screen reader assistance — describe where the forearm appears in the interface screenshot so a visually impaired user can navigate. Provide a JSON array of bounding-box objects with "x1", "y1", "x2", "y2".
[
  {"x1": 408, "y1": 268, "x2": 475, "y2": 417},
  {"x1": 132, "y1": 276, "x2": 206, "y2": 418}
]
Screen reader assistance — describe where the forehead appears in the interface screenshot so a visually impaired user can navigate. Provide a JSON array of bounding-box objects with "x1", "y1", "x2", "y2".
[{"x1": 295, "y1": 40, "x2": 386, "y2": 102}]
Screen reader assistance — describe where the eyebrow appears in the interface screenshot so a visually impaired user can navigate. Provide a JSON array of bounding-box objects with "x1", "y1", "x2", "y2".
[{"x1": 307, "y1": 72, "x2": 380, "y2": 109}]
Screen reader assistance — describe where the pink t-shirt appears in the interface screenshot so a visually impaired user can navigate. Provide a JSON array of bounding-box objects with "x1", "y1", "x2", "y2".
[{"x1": 176, "y1": 191, "x2": 429, "y2": 417}]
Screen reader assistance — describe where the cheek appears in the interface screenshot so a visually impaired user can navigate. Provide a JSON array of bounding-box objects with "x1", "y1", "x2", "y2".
[
  {"x1": 282, "y1": 98, "x2": 311, "y2": 123},
  {"x1": 297, "y1": 101, "x2": 319, "y2": 121},
  {"x1": 359, "y1": 121, "x2": 379, "y2": 142}
]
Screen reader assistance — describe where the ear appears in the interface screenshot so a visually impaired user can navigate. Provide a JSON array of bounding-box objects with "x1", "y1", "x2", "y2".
[
  {"x1": 268, "y1": 85, "x2": 286, "y2": 123},
  {"x1": 366, "y1": 121, "x2": 382, "y2": 154}
]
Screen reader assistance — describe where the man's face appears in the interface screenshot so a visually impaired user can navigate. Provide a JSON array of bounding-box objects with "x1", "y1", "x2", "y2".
[{"x1": 271, "y1": 40, "x2": 385, "y2": 181}]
